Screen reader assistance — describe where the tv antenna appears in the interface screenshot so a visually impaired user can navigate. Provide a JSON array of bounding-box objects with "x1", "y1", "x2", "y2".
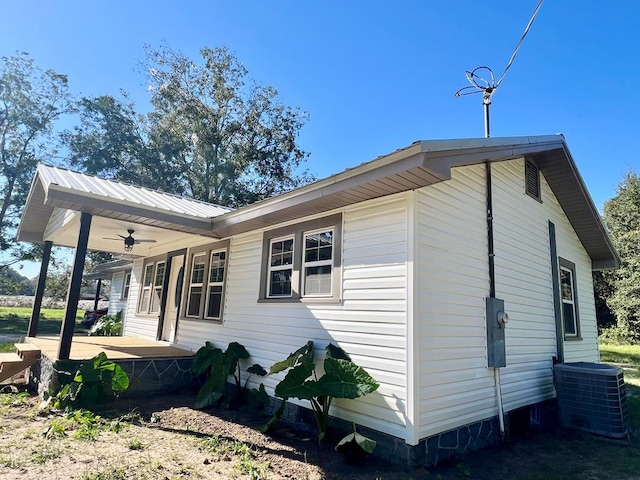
[{"x1": 455, "y1": 0, "x2": 544, "y2": 138}]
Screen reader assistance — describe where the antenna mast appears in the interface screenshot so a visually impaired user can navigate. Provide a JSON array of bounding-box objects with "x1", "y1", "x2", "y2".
[{"x1": 455, "y1": 0, "x2": 544, "y2": 138}]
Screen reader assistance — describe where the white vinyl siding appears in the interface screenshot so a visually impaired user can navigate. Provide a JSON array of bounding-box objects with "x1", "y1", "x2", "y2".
[
  {"x1": 123, "y1": 258, "x2": 160, "y2": 339},
  {"x1": 176, "y1": 195, "x2": 409, "y2": 439},
  {"x1": 415, "y1": 164, "x2": 494, "y2": 439},
  {"x1": 107, "y1": 271, "x2": 128, "y2": 318},
  {"x1": 491, "y1": 158, "x2": 598, "y2": 411},
  {"x1": 414, "y1": 159, "x2": 599, "y2": 439}
]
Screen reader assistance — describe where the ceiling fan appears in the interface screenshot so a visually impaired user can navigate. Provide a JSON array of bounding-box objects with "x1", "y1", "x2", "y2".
[{"x1": 103, "y1": 229, "x2": 156, "y2": 252}]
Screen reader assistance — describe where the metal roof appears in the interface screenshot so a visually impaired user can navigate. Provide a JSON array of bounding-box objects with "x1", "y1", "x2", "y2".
[
  {"x1": 209, "y1": 135, "x2": 619, "y2": 270},
  {"x1": 17, "y1": 135, "x2": 619, "y2": 270},
  {"x1": 18, "y1": 164, "x2": 232, "y2": 243}
]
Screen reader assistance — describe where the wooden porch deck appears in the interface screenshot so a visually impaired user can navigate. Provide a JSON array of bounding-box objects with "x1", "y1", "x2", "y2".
[{"x1": 26, "y1": 336, "x2": 194, "y2": 361}]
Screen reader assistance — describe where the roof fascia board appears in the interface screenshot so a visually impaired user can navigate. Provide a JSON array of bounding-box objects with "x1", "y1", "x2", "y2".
[
  {"x1": 557, "y1": 145, "x2": 620, "y2": 268},
  {"x1": 45, "y1": 185, "x2": 215, "y2": 234},
  {"x1": 210, "y1": 138, "x2": 564, "y2": 234},
  {"x1": 211, "y1": 150, "x2": 439, "y2": 231},
  {"x1": 17, "y1": 231, "x2": 44, "y2": 243}
]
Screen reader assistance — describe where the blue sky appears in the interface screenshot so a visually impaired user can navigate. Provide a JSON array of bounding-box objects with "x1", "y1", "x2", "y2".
[{"x1": 3, "y1": 1, "x2": 639, "y2": 276}]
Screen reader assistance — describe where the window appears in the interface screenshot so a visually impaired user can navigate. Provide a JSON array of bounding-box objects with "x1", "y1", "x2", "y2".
[
  {"x1": 121, "y1": 271, "x2": 131, "y2": 300},
  {"x1": 302, "y1": 229, "x2": 334, "y2": 297},
  {"x1": 260, "y1": 214, "x2": 342, "y2": 302},
  {"x1": 525, "y1": 158, "x2": 542, "y2": 201},
  {"x1": 559, "y1": 258, "x2": 580, "y2": 338},
  {"x1": 267, "y1": 237, "x2": 294, "y2": 297},
  {"x1": 205, "y1": 250, "x2": 227, "y2": 319},
  {"x1": 138, "y1": 258, "x2": 166, "y2": 315},
  {"x1": 184, "y1": 240, "x2": 229, "y2": 322}
]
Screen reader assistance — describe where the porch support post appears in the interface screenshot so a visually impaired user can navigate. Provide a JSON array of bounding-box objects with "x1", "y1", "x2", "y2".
[
  {"x1": 58, "y1": 212, "x2": 92, "y2": 360},
  {"x1": 27, "y1": 240, "x2": 53, "y2": 338},
  {"x1": 93, "y1": 278, "x2": 102, "y2": 311}
]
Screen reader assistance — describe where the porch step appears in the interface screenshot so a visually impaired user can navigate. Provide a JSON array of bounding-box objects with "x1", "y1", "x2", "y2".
[{"x1": 0, "y1": 344, "x2": 41, "y2": 383}]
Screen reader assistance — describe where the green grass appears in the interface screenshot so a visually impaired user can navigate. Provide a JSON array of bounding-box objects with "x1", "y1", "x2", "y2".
[
  {"x1": 0, "y1": 341, "x2": 15, "y2": 353},
  {"x1": 600, "y1": 341, "x2": 640, "y2": 427},
  {"x1": 0, "y1": 307, "x2": 86, "y2": 335}
]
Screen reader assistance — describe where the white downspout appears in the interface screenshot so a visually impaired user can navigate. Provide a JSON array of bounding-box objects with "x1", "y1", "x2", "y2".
[{"x1": 494, "y1": 368, "x2": 505, "y2": 437}]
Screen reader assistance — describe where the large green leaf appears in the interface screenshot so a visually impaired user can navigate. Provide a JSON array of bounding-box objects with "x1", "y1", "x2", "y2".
[
  {"x1": 194, "y1": 349, "x2": 230, "y2": 408},
  {"x1": 195, "y1": 379, "x2": 225, "y2": 409},
  {"x1": 326, "y1": 343, "x2": 351, "y2": 361},
  {"x1": 109, "y1": 363, "x2": 130, "y2": 392},
  {"x1": 192, "y1": 342, "x2": 222, "y2": 375},
  {"x1": 316, "y1": 357, "x2": 379, "y2": 399},
  {"x1": 247, "y1": 364, "x2": 267, "y2": 377},
  {"x1": 224, "y1": 341, "x2": 250, "y2": 374},
  {"x1": 269, "y1": 341, "x2": 314, "y2": 374},
  {"x1": 335, "y1": 430, "x2": 377, "y2": 455},
  {"x1": 273, "y1": 363, "x2": 316, "y2": 399}
]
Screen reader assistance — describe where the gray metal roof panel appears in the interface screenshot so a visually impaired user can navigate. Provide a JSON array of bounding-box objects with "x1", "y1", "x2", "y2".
[{"x1": 37, "y1": 164, "x2": 232, "y2": 218}]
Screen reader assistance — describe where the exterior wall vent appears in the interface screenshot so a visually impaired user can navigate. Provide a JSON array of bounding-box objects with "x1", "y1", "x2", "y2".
[
  {"x1": 554, "y1": 362, "x2": 629, "y2": 438},
  {"x1": 525, "y1": 159, "x2": 541, "y2": 201}
]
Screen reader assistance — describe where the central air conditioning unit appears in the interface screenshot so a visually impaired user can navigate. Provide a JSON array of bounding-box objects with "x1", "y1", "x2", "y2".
[{"x1": 554, "y1": 362, "x2": 629, "y2": 438}]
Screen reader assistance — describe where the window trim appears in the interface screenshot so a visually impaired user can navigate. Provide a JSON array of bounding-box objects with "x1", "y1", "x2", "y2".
[
  {"x1": 301, "y1": 227, "x2": 335, "y2": 298},
  {"x1": 259, "y1": 213, "x2": 342, "y2": 303},
  {"x1": 525, "y1": 158, "x2": 542, "y2": 203},
  {"x1": 181, "y1": 239, "x2": 230, "y2": 323},
  {"x1": 266, "y1": 235, "x2": 295, "y2": 298},
  {"x1": 137, "y1": 255, "x2": 167, "y2": 316},
  {"x1": 121, "y1": 270, "x2": 132, "y2": 300},
  {"x1": 559, "y1": 257, "x2": 581, "y2": 340}
]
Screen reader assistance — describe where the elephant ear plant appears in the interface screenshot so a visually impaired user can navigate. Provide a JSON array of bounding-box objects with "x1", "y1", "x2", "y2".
[
  {"x1": 265, "y1": 341, "x2": 380, "y2": 444},
  {"x1": 192, "y1": 341, "x2": 266, "y2": 408}
]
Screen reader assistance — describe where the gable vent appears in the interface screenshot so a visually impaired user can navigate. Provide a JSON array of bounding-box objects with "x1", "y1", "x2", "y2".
[{"x1": 525, "y1": 159, "x2": 541, "y2": 201}]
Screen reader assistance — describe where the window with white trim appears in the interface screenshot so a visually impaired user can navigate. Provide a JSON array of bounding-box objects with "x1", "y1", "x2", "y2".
[
  {"x1": 138, "y1": 258, "x2": 166, "y2": 315},
  {"x1": 205, "y1": 250, "x2": 227, "y2": 319},
  {"x1": 559, "y1": 258, "x2": 580, "y2": 338},
  {"x1": 121, "y1": 271, "x2": 131, "y2": 300},
  {"x1": 186, "y1": 253, "x2": 206, "y2": 317},
  {"x1": 260, "y1": 214, "x2": 342, "y2": 302},
  {"x1": 183, "y1": 240, "x2": 229, "y2": 322},
  {"x1": 267, "y1": 237, "x2": 294, "y2": 297},
  {"x1": 302, "y1": 229, "x2": 334, "y2": 297}
]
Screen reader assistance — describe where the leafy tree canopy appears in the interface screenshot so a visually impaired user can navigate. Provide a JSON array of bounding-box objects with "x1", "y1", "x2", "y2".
[
  {"x1": 601, "y1": 171, "x2": 640, "y2": 340},
  {"x1": 65, "y1": 44, "x2": 313, "y2": 207},
  {"x1": 0, "y1": 52, "x2": 72, "y2": 266}
]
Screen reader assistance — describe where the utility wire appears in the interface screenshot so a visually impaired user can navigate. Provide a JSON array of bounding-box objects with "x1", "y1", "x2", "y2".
[{"x1": 496, "y1": 0, "x2": 544, "y2": 87}]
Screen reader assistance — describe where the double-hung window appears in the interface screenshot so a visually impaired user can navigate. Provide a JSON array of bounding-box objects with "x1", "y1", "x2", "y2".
[
  {"x1": 184, "y1": 240, "x2": 229, "y2": 322},
  {"x1": 302, "y1": 229, "x2": 334, "y2": 297},
  {"x1": 559, "y1": 258, "x2": 580, "y2": 338},
  {"x1": 138, "y1": 258, "x2": 166, "y2": 315},
  {"x1": 260, "y1": 214, "x2": 342, "y2": 302},
  {"x1": 122, "y1": 271, "x2": 131, "y2": 300},
  {"x1": 267, "y1": 237, "x2": 294, "y2": 297},
  {"x1": 205, "y1": 250, "x2": 227, "y2": 319}
]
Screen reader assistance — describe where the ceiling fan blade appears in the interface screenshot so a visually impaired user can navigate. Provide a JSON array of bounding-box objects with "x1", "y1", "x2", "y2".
[
  {"x1": 134, "y1": 239, "x2": 157, "y2": 244},
  {"x1": 103, "y1": 237, "x2": 123, "y2": 241}
]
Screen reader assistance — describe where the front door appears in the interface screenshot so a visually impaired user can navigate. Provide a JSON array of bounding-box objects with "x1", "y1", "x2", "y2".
[{"x1": 161, "y1": 253, "x2": 185, "y2": 342}]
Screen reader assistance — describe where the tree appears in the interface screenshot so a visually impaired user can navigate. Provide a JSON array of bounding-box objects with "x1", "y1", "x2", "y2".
[
  {"x1": 65, "y1": 45, "x2": 313, "y2": 207},
  {"x1": 0, "y1": 52, "x2": 72, "y2": 266},
  {"x1": 601, "y1": 171, "x2": 640, "y2": 340}
]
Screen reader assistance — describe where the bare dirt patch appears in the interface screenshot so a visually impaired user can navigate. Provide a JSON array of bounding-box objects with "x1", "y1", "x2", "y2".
[{"x1": 1, "y1": 389, "x2": 640, "y2": 480}]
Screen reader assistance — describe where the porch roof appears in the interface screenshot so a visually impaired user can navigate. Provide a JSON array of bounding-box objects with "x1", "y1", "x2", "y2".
[{"x1": 17, "y1": 164, "x2": 231, "y2": 246}]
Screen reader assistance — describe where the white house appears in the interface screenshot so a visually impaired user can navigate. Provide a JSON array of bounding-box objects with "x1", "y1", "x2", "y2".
[{"x1": 17, "y1": 135, "x2": 618, "y2": 464}]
